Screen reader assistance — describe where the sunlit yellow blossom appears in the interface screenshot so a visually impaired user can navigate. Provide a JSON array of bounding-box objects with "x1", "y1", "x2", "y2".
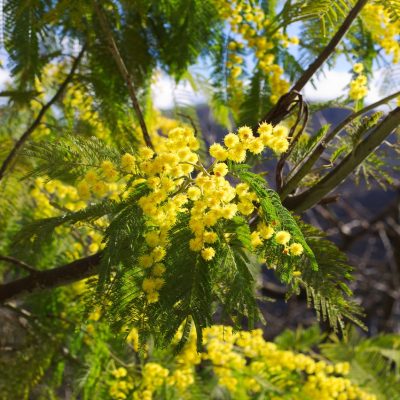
[
  {"x1": 224, "y1": 133, "x2": 240, "y2": 148},
  {"x1": 201, "y1": 247, "x2": 215, "y2": 261},
  {"x1": 353, "y1": 63, "x2": 364, "y2": 74},
  {"x1": 139, "y1": 146, "x2": 154, "y2": 160},
  {"x1": 153, "y1": 263, "x2": 166, "y2": 276},
  {"x1": 275, "y1": 230, "x2": 291, "y2": 245},
  {"x1": 258, "y1": 122, "x2": 273, "y2": 135},
  {"x1": 209, "y1": 143, "x2": 228, "y2": 161},
  {"x1": 213, "y1": 163, "x2": 229, "y2": 177},
  {"x1": 238, "y1": 126, "x2": 253, "y2": 141},
  {"x1": 121, "y1": 153, "x2": 136, "y2": 173},
  {"x1": 289, "y1": 242, "x2": 304, "y2": 256}
]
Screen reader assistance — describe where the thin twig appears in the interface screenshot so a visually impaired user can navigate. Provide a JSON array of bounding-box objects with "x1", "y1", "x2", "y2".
[
  {"x1": 0, "y1": 255, "x2": 37, "y2": 275},
  {"x1": 284, "y1": 107, "x2": 400, "y2": 212},
  {"x1": 0, "y1": 45, "x2": 86, "y2": 183},
  {"x1": 275, "y1": 93, "x2": 309, "y2": 191},
  {"x1": 259, "y1": 0, "x2": 368, "y2": 126},
  {"x1": 93, "y1": 1, "x2": 153, "y2": 149},
  {"x1": 280, "y1": 89, "x2": 400, "y2": 200}
]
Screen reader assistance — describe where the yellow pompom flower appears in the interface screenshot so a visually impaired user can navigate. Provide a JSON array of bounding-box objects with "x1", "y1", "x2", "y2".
[
  {"x1": 85, "y1": 170, "x2": 98, "y2": 185},
  {"x1": 139, "y1": 146, "x2": 154, "y2": 160},
  {"x1": 142, "y1": 278, "x2": 157, "y2": 293},
  {"x1": 187, "y1": 186, "x2": 202, "y2": 201},
  {"x1": 189, "y1": 237, "x2": 203, "y2": 252},
  {"x1": 147, "y1": 291, "x2": 159, "y2": 303},
  {"x1": 257, "y1": 122, "x2": 273, "y2": 135},
  {"x1": 275, "y1": 230, "x2": 291, "y2": 245},
  {"x1": 151, "y1": 246, "x2": 166, "y2": 262},
  {"x1": 121, "y1": 153, "x2": 136, "y2": 173},
  {"x1": 92, "y1": 181, "x2": 108, "y2": 197},
  {"x1": 289, "y1": 242, "x2": 304, "y2": 256},
  {"x1": 201, "y1": 247, "x2": 216, "y2": 261},
  {"x1": 204, "y1": 231, "x2": 218, "y2": 244},
  {"x1": 224, "y1": 133, "x2": 239, "y2": 148},
  {"x1": 271, "y1": 138, "x2": 289, "y2": 154},
  {"x1": 209, "y1": 143, "x2": 228, "y2": 161},
  {"x1": 77, "y1": 180, "x2": 90, "y2": 200},
  {"x1": 272, "y1": 125, "x2": 289, "y2": 139},
  {"x1": 139, "y1": 254, "x2": 154, "y2": 268},
  {"x1": 251, "y1": 231, "x2": 263, "y2": 247},
  {"x1": 228, "y1": 143, "x2": 247, "y2": 163},
  {"x1": 153, "y1": 263, "x2": 166, "y2": 276},
  {"x1": 112, "y1": 368, "x2": 127, "y2": 378},
  {"x1": 353, "y1": 63, "x2": 364, "y2": 74},
  {"x1": 238, "y1": 126, "x2": 253, "y2": 142},
  {"x1": 213, "y1": 163, "x2": 229, "y2": 177},
  {"x1": 257, "y1": 222, "x2": 274, "y2": 240},
  {"x1": 231, "y1": 66, "x2": 242, "y2": 78},
  {"x1": 248, "y1": 138, "x2": 264, "y2": 154}
]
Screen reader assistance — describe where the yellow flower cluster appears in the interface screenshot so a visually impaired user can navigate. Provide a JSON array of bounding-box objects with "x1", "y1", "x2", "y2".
[
  {"x1": 64, "y1": 85, "x2": 111, "y2": 140},
  {"x1": 109, "y1": 367, "x2": 134, "y2": 400},
  {"x1": 106, "y1": 325, "x2": 377, "y2": 400},
  {"x1": 217, "y1": 0, "x2": 294, "y2": 107},
  {"x1": 362, "y1": 4, "x2": 400, "y2": 63},
  {"x1": 349, "y1": 64, "x2": 368, "y2": 101},
  {"x1": 76, "y1": 162, "x2": 125, "y2": 201},
  {"x1": 135, "y1": 127, "x2": 200, "y2": 302},
  {"x1": 78, "y1": 123, "x2": 302, "y2": 303},
  {"x1": 188, "y1": 123, "x2": 302, "y2": 262},
  {"x1": 133, "y1": 363, "x2": 170, "y2": 400},
  {"x1": 201, "y1": 325, "x2": 376, "y2": 400},
  {"x1": 31, "y1": 178, "x2": 106, "y2": 259}
]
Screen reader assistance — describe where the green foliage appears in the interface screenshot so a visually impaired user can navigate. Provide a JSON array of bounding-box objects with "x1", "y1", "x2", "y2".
[
  {"x1": 4, "y1": 0, "x2": 55, "y2": 87},
  {"x1": 231, "y1": 164, "x2": 318, "y2": 273},
  {"x1": 296, "y1": 224, "x2": 365, "y2": 333},
  {"x1": 23, "y1": 136, "x2": 122, "y2": 183}
]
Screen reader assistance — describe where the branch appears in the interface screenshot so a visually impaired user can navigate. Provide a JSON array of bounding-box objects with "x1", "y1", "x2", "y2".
[
  {"x1": 93, "y1": 1, "x2": 153, "y2": 149},
  {"x1": 283, "y1": 107, "x2": 400, "y2": 213},
  {"x1": 0, "y1": 253, "x2": 101, "y2": 303},
  {"x1": 259, "y1": 0, "x2": 368, "y2": 126},
  {"x1": 0, "y1": 255, "x2": 37, "y2": 275},
  {"x1": 280, "y1": 90, "x2": 400, "y2": 200},
  {"x1": 0, "y1": 45, "x2": 86, "y2": 183}
]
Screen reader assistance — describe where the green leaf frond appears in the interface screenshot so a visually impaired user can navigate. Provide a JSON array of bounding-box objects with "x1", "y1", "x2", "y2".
[
  {"x1": 294, "y1": 224, "x2": 365, "y2": 333},
  {"x1": 276, "y1": 0, "x2": 353, "y2": 33},
  {"x1": 231, "y1": 163, "x2": 318, "y2": 273},
  {"x1": 22, "y1": 136, "x2": 122, "y2": 183}
]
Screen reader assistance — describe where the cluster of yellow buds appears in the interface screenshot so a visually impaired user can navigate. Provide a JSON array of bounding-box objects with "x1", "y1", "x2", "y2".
[
  {"x1": 210, "y1": 123, "x2": 290, "y2": 162},
  {"x1": 71, "y1": 122, "x2": 304, "y2": 303},
  {"x1": 76, "y1": 162, "x2": 124, "y2": 201},
  {"x1": 188, "y1": 123, "x2": 304, "y2": 263},
  {"x1": 349, "y1": 63, "x2": 368, "y2": 101},
  {"x1": 362, "y1": 4, "x2": 400, "y2": 63},
  {"x1": 135, "y1": 127, "x2": 200, "y2": 302},
  {"x1": 251, "y1": 223, "x2": 304, "y2": 257},
  {"x1": 200, "y1": 325, "x2": 376, "y2": 399},
  {"x1": 133, "y1": 363, "x2": 170, "y2": 400},
  {"x1": 64, "y1": 85, "x2": 110, "y2": 140},
  {"x1": 31, "y1": 178, "x2": 107, "y2": 259},
  {"x1": 109, "y1": 368, "x2": 133, "y2": 400},
  {"x1": 217, "y1": 0, "x2": 295, "y2": 108},
  {"x1": 106, "y1": 325, "x2": 376, "y2": 399}
]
